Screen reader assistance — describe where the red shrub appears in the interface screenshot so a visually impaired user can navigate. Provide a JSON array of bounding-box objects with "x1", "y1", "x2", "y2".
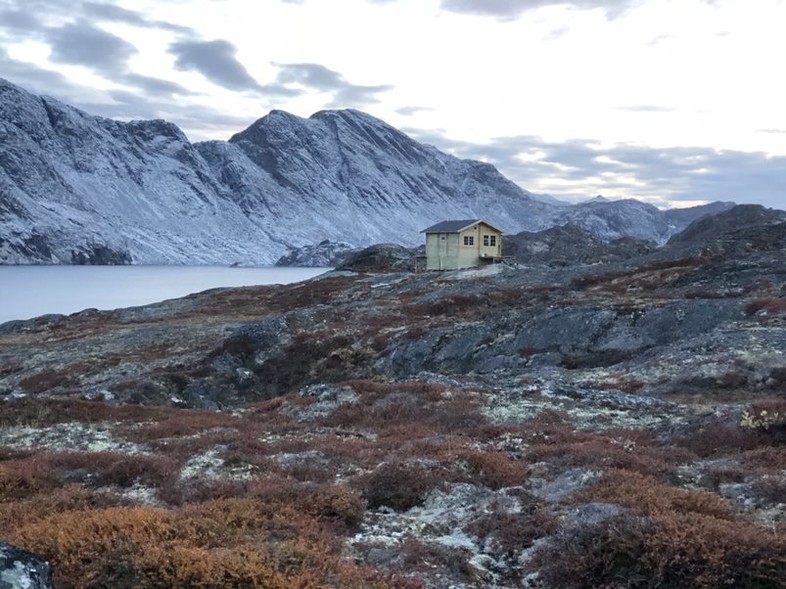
[
  {"x1": 576, "y1": 469, "x2": 734, "y2": 520},
  {"x1": 745, "y1": 298, "x2": 786, "y2": 316},
  {"x1": 0, "y1": 456, "x2": 61, "y2": 500},
  {"x1": 534, "y1": 510, "x2": 786, "y2": 589}
]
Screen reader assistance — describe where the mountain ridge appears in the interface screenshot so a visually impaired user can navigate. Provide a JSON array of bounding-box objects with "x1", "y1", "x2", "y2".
[{"x1": 0, "y1": 77, "x2": 740, "y2": 264}]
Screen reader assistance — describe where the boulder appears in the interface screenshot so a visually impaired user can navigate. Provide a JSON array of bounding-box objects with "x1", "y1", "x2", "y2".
[{"x1": 0, "y1": 542, "x2": 52, "y2": 589}]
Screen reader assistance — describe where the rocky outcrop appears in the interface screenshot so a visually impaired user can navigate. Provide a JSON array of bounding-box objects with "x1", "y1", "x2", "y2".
[
  {"x1": 335, "y1": 244, "x2": 422, "y2": 273},
  {"x1": 275, "y1": 240, "x2": 356, "y2": 267},
  {"x1": 0, "y1": 543, "x2": 52, "y2": 589},
  {"x1": 665, "y1": 204, "x2": 786, "y2": 250},
  {"x1": 505, "y1": 224, "x2": 657, "y2": 265}
]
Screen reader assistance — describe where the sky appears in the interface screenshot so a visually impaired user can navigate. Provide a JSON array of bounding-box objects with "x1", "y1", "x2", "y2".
[{"x1": 0, "y1": 0, "x2": 784, "y2": 210}]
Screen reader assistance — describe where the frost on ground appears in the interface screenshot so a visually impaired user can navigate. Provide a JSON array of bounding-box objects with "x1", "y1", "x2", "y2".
[
  {"x1": 0, "y1": 422, "x2": 148, "y2": 455},
  {"x1": 350, "y1": 483, "x2": 535, "y2": 589},
  {"x1": 179, "y1": 445, "x2": 259, "y2": 481}
]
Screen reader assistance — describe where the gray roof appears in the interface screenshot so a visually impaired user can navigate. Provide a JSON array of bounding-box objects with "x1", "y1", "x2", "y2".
[{"x1": 421, "y1": 219, "x2": 504, "y2": 234}]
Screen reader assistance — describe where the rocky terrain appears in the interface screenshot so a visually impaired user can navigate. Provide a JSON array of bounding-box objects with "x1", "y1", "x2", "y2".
[
  {"x1": 0, "y1": 541, "x2": 51, "y2": 588},
  {"x1": 0, "y1": 205, "x2": 784, "y2": 587},
  {"x1": 1, "y1": 77, "x2": 734, "y2": 265}
]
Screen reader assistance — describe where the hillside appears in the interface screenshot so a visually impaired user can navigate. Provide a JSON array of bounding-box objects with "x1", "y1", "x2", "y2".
[{"x1": 1, "y1": 210, "x2": 784, "y2": 587}]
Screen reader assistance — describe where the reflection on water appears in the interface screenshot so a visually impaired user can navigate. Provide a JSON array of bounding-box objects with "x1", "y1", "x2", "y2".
[{"x1": 0, "y1": 265, "x2": 329, "y2": 324}]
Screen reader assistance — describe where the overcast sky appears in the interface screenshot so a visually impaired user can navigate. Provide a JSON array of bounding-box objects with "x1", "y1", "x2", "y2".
[{"x1": 1, "y1": 0, "x2": 784, "y2": 209}]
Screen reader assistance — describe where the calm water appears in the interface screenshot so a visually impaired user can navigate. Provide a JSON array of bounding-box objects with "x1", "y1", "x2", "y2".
[{"x1": 0, "y1": 266, "x2": 329, "y2": 324}]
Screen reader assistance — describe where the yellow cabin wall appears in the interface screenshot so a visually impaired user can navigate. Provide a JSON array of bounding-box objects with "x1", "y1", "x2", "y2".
[{"x1": 425, "y1": 222, "x2": 502, "y2": 270}]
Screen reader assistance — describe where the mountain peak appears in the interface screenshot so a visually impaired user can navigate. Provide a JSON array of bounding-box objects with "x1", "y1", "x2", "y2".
[{"x1": 0, "y1": 77, "x2": 741, "y2": 265}]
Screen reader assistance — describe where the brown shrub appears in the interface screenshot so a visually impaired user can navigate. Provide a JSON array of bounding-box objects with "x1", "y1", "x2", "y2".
[
  {"x1": 751, "y1": 476, "x2": 786, "y2": 506},
  {"x1": 745, "y1": 298, "x2": 786, "y2": 316},
  {"x1": 320, "y1": 380, "x2": 483, "y2": 437},
  {"x1": 399, "y1": 536, "x2": 475, "y2": 583},
  {"x1": 251, "y1": 332, "x2": 366, "y2": 395},
  {"x1": 449, "y1": 450, "x2": 526, "y2": 490},
  {"x1": 697, "y1": 462, "x2": 748, "y2": 490},
  {"x1": 534, "y1": 510, "x2": 786, "y2": 588},
  {"x1": 597, "y1": 379, "x2": 645, "y2": 393},
  {"x1": 519, "y1": 409, "x2": 584, "y2": 444},
  {"x1": 526, "y1": 435, "x2": 680, "y2": 479},
  {"x1": 464, "y1": 492, "x2": 556, "y2": 554},
  {"x1": 347, "y1": 379, "x2": 447, "y2": 399},
  {"x1": 487, "y1": 287, "x2": 523, "y2": 307},
  {"x1": 741, "y1": 447, "x2": 786, "y2": 472},
  {"x1": 160, "y1": 478, "x2": 253, "y2": 506},
  {"x1": 278, "y1": 459, "x2": 336, "y2": 484},
  {"x1": 117, "y1": 409, "x2": 240, "y2": 443},
  {"x1": 10, "y1": 499, "x2": 393, "y2": 589},
  {"x1": 359, "y1": 462, "x2": 444, "y2": 511},
  {"x1": 403, "y1": 295, "x2": 482, "y2": 318},
  {"x1": 49, "y1": 451, "x2": 178, "y2": 490},
  {"x1": 17, "y1": 369, "x2": 73, "y2": 394},
  {"x1": 306, "y1": 485, "x2": 366, "y2": 530},
  {"x1": 0, "y1": 448, "x2": 32, "y2": 461},
  {"x1": 0, "y1": 398, "x2": 169, "y2": 428},
  {"x1": 468, "y1": 510, "x2": 556, "y2": 555},
  {"x1": 572, "y1": 270, "x2": 631, "y2": 289},
  {"x1": 675, "y1": 423, "x2": 761, "y2": 458},
  {"x1": 0, "y1": 456, "x2": 61, "y2": 501},
  {"x1": 576, "y1": 469, "x2": 734, "y2": 520},
  {"x1": 0, "y1": 484, "x2": 123, "y2": 536},
  {"x1": 10, "y1": 506, "x2": 178, "y2": 587}
]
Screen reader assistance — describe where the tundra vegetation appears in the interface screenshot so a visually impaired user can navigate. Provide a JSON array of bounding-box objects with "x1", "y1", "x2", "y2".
[{"x1": 0, "y1": 213, "x2": 785, "y2": 588}]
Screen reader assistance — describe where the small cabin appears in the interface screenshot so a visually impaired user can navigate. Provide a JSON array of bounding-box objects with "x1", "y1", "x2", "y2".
[{"x1": 421, "y1": 220, "x2": 504, "y2": 270}]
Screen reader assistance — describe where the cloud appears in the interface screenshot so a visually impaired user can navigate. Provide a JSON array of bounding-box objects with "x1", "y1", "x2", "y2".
[
  {"x1": 328, "y1": 84, "x2": 393, "y2": 107},
  {"x1": 81, "y1": 1, "x2": 194, "y2": 34},
  {"x1": 46, "y1": 20, "x2": 137, "y2": 73},
  {"x1": 396, "y1": 106, "x2": 433, "y2": 116},
  {"x1": 0, "y1": 0, "x2": 194, "y2": 36},
  {"x1": 86, "y1": 91, "x2": 256, "y2": 139},
  {"x1": 170, "y1": 39, "x2": 264, "y2": 92},
  {"x1": 120, "y1": 74, "x2": 193, "y2": 98},
  {"x1": 618, "y1": 105, "x2": 675, "y2": 112},
  {"x1": 439, "y1": 0, "x2": 642, "y2": 21},
  {"x1": 0, "y1": 47, "x2": 90, "y2": 100},
  {"x1": 405, "y1": 128, "x2": 786, "y2": 209},
  {"x1": 275, "y1": 62, "x2": 345, "y2": 89},
  {"x1": 0, "y1": 8, "x2": 40, "y2": 33},
  {"x1": 647, "y1": 33, "x2": 674, "y2": 45},
  {"x1": 273, "y1": 62, "x2": 393, "y2": 106}
]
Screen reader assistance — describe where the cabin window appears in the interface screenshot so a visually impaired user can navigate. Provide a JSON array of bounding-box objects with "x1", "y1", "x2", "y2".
[
  {"x1": 483, "y1": 235, "x2": 497, "y2": 247},
  {"x1": 463, "y1": 236, "x2": 474, "y2": 246}
]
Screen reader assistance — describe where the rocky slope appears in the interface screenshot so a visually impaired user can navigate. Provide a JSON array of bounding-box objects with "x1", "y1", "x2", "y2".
[
  {"x1": 1, "y1": 77, "x2": 734, "y2": 265},
  {"x1": 0, "y1": 208, "x2": 784, "y2": 587}
]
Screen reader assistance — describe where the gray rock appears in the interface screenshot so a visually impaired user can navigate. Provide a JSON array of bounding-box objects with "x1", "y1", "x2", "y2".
[
  {"x1": 336, "y1": 244, "x2": 422, "y2": 273},
  {"x1": 275, "y1": 240, "x2": 357, "y2": 267},
  {"x1": 0, "y1": 542, "x2": 52, "y2": 589},
  {"x1": 530, "y1": 468, "x2": 600, "y2": 503}
]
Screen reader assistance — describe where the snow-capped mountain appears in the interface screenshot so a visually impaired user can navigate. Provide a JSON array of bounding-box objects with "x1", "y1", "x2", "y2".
[{"x1": 0, "y1": 78, "x2": 733, "y2": 264}]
